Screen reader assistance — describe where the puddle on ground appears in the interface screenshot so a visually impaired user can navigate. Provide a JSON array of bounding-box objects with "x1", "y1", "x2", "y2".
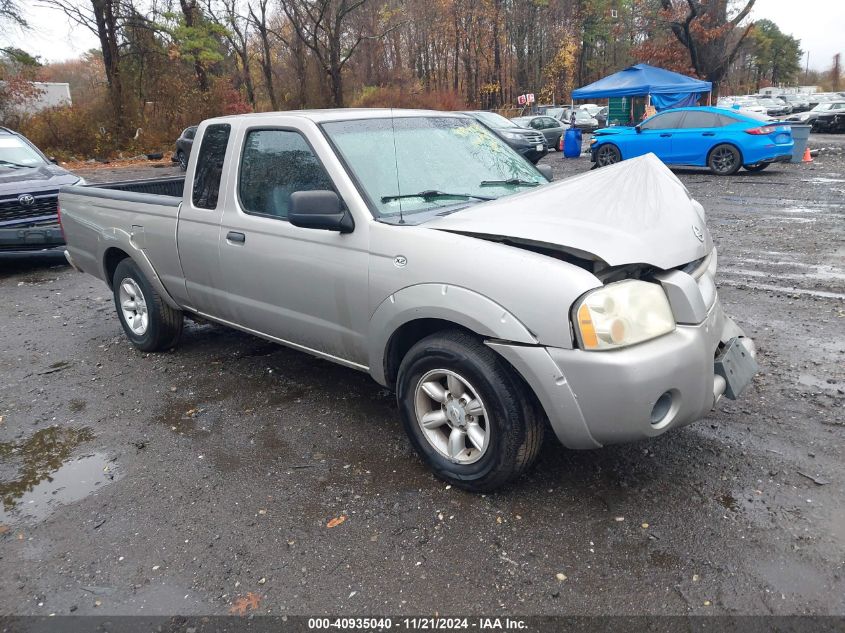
[
  {"x1": 0, "y1": 426, "x2": 117, "y2": 525},
  {"x1": 798, "y1": 373, "x2": 844, "y2": 392}
]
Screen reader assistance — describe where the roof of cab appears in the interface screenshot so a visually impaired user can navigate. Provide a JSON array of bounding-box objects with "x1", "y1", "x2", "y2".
[{"x1": 205, "y1": 108, "x2": 469, "y2": 125}]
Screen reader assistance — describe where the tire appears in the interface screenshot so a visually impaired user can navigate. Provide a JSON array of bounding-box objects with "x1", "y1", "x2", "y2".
[
  {"x1": 595, "y1": 143, "x2": 621, "y2": 167},
  {"x1": 396, "y1": 330, "x2": 544, "y2": 492},
  {"x1": 112, "y1": 258, "x2": 183, "y2": 352},
  {"x1": 177, "y1": 150, "x2": 187, "y2": 171},
  {"x1": 743, "y1": 162, "x2": 769, "y2": 172},
  {"x1": 707, "y1": 143, "x2": 742, "y2": 175}
]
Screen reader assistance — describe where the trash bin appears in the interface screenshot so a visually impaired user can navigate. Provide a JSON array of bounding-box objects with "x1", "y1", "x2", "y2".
[
  {"x1": 790, "y1": 125, "x2": 811, "y2": 163},
  {"x1": 563, "y1": 128, "x2": 582, "y2": 158}
]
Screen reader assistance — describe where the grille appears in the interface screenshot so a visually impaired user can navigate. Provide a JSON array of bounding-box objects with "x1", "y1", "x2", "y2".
[
  {"x1": 524, "y1": 132, "x2": 546, "y2": 146},
  {"x1": 0, "y1": 191, "x2": 59, "y2": 227}
]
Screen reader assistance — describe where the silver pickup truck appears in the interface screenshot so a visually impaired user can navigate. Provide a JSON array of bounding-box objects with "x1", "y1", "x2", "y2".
[{"x1": 60, "y1": 109, "x2": 757, "y2": 491}]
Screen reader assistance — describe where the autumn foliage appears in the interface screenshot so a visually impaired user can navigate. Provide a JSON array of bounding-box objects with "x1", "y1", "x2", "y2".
[{"x1": 0, "y1": 0, "x2": 809, "y2": 159}]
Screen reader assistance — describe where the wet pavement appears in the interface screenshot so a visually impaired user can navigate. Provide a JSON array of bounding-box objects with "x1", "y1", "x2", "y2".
[{"x1": 0, "y1": 135, "x2": 843, "y2": 617}]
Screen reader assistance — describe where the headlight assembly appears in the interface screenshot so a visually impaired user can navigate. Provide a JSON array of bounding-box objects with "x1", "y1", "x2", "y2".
[{"x1": 573, "y1": 280, "x2": 675, "y2": 351}]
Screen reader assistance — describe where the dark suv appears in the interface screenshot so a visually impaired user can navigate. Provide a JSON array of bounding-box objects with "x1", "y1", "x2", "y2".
[
  {"x1": 460, "y1": 111, "x2": 548, "y2": 163},
  {"x1": 0, "y1": 127, "x2": 84, "y2": 253},
  {"x1": 172, "y1": 125, "x2": 198, "y2": 171}
]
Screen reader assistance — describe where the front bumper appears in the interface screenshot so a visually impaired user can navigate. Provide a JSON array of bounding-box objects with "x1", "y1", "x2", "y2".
[
  {"x1": 0, "y1": 223, "x2": 64, "y2": 252},
  {"x1": 489, "y1": 298, "x2": 756, "y2": 449}
]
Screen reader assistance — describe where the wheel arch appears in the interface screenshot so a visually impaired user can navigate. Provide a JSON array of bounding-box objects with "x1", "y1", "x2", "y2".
[
  {"x1": 596, "y1": 140, "x2": 623, "y2": 160},
  {"x1": 101, "y1": 243, "x2": 180, "y2": 310},
  {"x1": 369, "y1": 284, "x2": 538, "y2": 388}
]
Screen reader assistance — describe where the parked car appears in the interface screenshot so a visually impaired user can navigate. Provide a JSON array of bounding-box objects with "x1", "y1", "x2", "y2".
[
  {"x1": 590, "y1": 106, "x2": 793, "y2": 175},
  {"x1": 754, "y1": 97, "x2": 791, "y2": 117},
  {"x1": 59, "y1": 109, "x2": 757, "y2": 491},
  {"x1": 462, "y1": 111, "x2": 547, "y2": 163},
  {"x1": 729, "y1": 98, "x2": 767, "y2": 115},
  {"x1": 595, "y1": 106, "x2": 609, "y2": 128},
  {"x1": 0, "y1": 126, "x2": 84, "y2": 253},
  {"x1": 556, "y1": 108, "x2": 600, "y2": 131},
  {"x1": 579, "y1": 103, "x2": 603, "y2": 117},
  {"x1": 770, "y1": 96, "x2": 794, "y2": 114},
  {"x1": 780, "y1": 94, "x2": 810, "y2": 113},
  {"x1": 511, "y1": 115, "x2": 566, "y2": 149},
  {"x1": 811, "y1": 107, "x2": 845, "y2": 133},
  {"x1": 171, "y1": 125, "x2": 198, "y2": 171},
  {"x1": 786, "y1": 101, "x2": 845, "y2": 127}
]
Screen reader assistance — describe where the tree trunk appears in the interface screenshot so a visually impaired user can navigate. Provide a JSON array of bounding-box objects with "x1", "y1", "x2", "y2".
[{"x1": 91, "y1": 0, "x2": 124, "y2": 140}]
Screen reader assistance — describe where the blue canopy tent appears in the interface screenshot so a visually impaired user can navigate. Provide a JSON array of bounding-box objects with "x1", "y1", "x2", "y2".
[{"x1": 572, "y1": 63, "x2": 712, "y2": 112}]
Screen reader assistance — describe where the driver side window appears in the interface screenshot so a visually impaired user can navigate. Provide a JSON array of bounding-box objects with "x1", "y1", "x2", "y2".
[
  {"x1": 238, "y1": 129, "x2": 335, "y2": 220},
  {"x1": 641, "y1": 112, "x2": 685, "y2": 131}
]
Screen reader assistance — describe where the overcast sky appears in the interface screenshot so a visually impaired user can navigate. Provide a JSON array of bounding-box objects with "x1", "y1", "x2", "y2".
[{"x1": 4, "y1": 0, "x2": 843, "y2": 73}]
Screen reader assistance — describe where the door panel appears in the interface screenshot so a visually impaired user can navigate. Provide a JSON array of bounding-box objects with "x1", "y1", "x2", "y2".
[
  {"x1": 215, "y1": 127, "x2": 370, "y2": 365},
  {"x1": 625, "y1": 111, "x2": 686, "y2": 162},
  {"x1": 669, "y1": 110, "x2": 720, "y2": 164}
]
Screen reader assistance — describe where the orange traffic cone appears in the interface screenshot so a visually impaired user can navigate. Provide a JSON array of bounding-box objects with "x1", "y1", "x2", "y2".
[{"x1": 802, "y1": 147, "x2": 813, "y2": 162}]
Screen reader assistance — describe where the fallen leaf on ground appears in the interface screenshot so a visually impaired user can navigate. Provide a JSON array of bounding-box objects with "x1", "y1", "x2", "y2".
[
  {"x1": 229, "y1": 592, "x2": 261, "y2": 615},
  {"x1": 327, "y1": 515, "x2": 347, "y2": 528}
]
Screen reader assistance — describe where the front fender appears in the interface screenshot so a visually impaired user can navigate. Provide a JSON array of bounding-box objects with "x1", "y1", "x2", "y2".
[{"x1": 368, "y1": 283, "x2": 537, "y2": 385}]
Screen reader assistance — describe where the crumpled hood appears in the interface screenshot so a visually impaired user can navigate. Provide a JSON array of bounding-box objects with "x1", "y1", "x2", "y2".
[
  {"x1": 426, "y1": 153, "x2": 711, "y2": 270},
  {"x1": 0, "y1": 164, "x2": 80, "y2": 198}
]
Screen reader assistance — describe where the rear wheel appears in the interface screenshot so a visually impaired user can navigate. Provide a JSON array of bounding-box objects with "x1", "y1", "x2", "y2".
[
  {"x1": 595, "y1": 143, "x2": 621, "y2": 167},
  {"x1": 743, "y1": 162, "x2": 769, "y2": 172},
  {"x1": 112, "y1": 258, "x2": 183, "y2": 352},
  {"x1": 396, "y1": 330, "x2": 544, "y2": 492},
  {"x1": 176, "y1": 150, "x2": 187, "y2": 171},
  {"x1": 708, "y1": 144, "x2": 742, "y2": 175}
]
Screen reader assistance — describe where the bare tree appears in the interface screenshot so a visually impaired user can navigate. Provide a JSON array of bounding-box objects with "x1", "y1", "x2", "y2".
[
  {"x1": 660, "y1": 0, "x2": 756, "y2": 96},
  {"x1": 279, "y1": 0, "x2": 370, "y2": 107},
  {"x1": 248, "y1": 0, "x2": 278, "y2": 109},
  {"x1": 40, "y1": 0, "x2": 126, "y2": 137},
  {"x1": 208, "y1": 0, "x2": 256, "y2": 107}
]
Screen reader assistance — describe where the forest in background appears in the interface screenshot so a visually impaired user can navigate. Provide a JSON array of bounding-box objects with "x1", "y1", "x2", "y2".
[{"x1": 0, "y1": 0, "x2": 837, "y2": 159}]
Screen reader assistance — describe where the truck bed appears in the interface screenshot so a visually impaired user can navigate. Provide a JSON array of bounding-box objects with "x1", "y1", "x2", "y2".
[
  {"x1": 59, "y1": 176, "x2": 187, "y2": 293},
  {"x1": 93, "y1": 176, "x2": 185, "y2": 198}
]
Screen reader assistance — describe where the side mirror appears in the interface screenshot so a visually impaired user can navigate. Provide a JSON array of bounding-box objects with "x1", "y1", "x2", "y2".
[
  {"x1": 634, "y1": 125, "x2": 642, "y2": 134},
  {"x1": 49, "y1": 156, "x2": 58, "y2": 164},
  {"x1": 288, "y1": 190, "x2": 353, "y2": 233},
  {"x1": 536, "y1": 164, "x2": 553, "y2": 181}
]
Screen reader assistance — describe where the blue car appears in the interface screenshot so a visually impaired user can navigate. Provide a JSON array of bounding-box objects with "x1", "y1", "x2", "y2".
[{"x1": 589, "y1": 106, "x2": 793, "y2": 175}]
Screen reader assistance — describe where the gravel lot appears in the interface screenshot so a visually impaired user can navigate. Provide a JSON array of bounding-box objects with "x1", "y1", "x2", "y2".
[{"x1": 0, "y1": 135, "x2": 843, "y2": 618}]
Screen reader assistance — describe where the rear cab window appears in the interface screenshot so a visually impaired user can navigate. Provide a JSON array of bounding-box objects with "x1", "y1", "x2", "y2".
[{"x1": 192, "y1": 124, "x2": 231, "y2": 209}]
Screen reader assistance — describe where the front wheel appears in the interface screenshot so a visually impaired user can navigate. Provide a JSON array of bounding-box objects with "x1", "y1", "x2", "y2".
[
  {"x1": 176, "y1": 150, "x2": 187, "y2": 171},
  {"x1": 743, "y1": 162, "x2": 769, "y2": 172},
  {"x1": 396, "y1": 330, "x2": 544, "y2": 492},
  {"x1": 708, "y1": 144, "x2": 742, "y2": 175},
  {"x1": 112, "y1": 258, "x2": 183, "y2": 352},
  {"x1": 595, "y1": 143, "x2": 621, "y2": 167}
]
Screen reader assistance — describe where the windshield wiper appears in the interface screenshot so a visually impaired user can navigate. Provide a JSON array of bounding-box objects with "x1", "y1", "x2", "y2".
[
  {"x1": 0, "y1": 159, "x2": 31, "y2": 169},
  {"x1": 381, "y1": 190, "x2": 495, "y2": 202},
  {"x1": 479, "y1": 178, "x2": 540, "y2": 187}
]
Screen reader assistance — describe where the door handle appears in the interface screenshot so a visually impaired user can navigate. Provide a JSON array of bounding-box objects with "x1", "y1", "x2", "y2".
[
  {"x1": 659, "y1": 133, "x2": 672, "y2": 137},
  {"x1": 702, "y1": 132, "x2": 715, "y2": 136},
  {"x1": 226, "y1": 231, "x2": 245, "y2": 244}
]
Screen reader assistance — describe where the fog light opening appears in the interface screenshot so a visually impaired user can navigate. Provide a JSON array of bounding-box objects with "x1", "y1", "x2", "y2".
[{"x1": 650, "y1": 391, "x2": 673, "y2": 427}]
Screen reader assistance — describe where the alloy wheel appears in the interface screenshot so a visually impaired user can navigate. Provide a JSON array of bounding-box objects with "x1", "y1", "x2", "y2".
[{"x1": 413, "y1": 369, "x2": 490, "y2": 465}]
